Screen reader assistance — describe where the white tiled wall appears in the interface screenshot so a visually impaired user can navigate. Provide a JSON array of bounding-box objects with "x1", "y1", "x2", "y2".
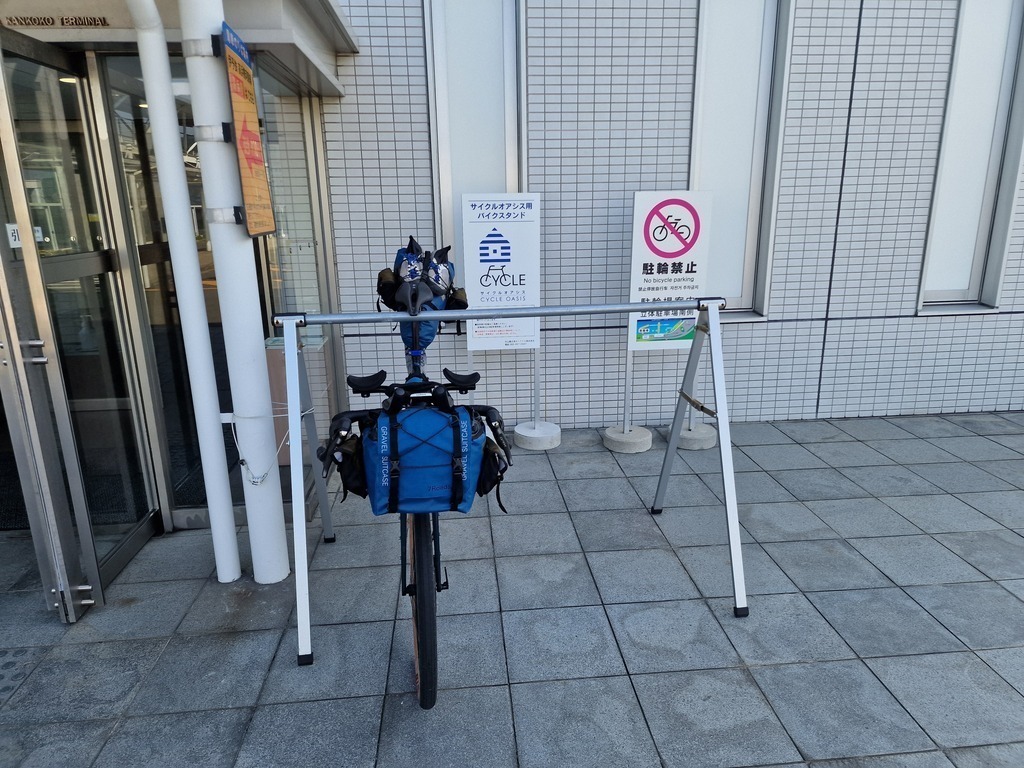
[{"x1": 323, "y1": 0, "x2": 1024, "y2": 427}]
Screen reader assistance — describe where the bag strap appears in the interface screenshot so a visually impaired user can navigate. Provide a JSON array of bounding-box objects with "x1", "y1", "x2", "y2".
[
  {"x1": 388, "y1": 412, "x2": 401, "y2": 515},
  {"x1": 493, "y1": 480, "x2": 508, "y2": 514},
  {"x1": 449, "y1": 411, "x2": 463, "y2": 510}
]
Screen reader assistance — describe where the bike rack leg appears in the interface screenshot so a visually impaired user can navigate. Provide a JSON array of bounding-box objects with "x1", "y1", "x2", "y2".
[
  {"x1": 706, "y1": 303, "x2": 748, "y2": 617},
  {"x1": 298, "y1": 352, "x2": 335, "y2": 543},
  {"x1": 651, "y1": 309, "x2": 707, "y2": 514},
  {"x1": 283, "y1": 316, "x2": 314, "y2": 664}
]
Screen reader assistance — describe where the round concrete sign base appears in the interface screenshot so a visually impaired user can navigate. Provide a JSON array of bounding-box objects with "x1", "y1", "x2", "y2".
[
  {"x1": 602, "y1": 425, "x2": 653, "y2": 453},
  {"x1": 676, "y1": 423, "x2": 718, "y2": 451},
  {"x1": 514, "y1": 421, "x2": 561, "y2": 450}
]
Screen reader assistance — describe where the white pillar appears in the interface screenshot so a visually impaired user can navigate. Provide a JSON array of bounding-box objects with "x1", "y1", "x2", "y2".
[
  {"x1": 177, "y1": 0, "x2": 290, "y2": 583},
  {"x1": 126, "y1": 0, "x2": 240, "y2": 583}
]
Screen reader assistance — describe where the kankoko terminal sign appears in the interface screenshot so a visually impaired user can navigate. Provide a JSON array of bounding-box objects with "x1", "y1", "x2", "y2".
[
  {"x1": 627, "y1": 191, "x2": 710, "y2": 351},
  {"x1": 223, "y1": 23, "x2": 276, "y2": 237},
  {"x1": 462, "y1": 194, "x2": 541, "y2": 350}
]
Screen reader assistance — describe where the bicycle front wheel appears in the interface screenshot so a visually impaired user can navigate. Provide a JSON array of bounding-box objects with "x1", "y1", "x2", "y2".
[{"x1": 408, "y1": 513, "x2": 438, "y2": 709}]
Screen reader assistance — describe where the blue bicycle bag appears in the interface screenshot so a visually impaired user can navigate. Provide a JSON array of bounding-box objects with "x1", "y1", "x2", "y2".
[{"x1": 362, "y1": 405, "x2": 485, "y2": 515}]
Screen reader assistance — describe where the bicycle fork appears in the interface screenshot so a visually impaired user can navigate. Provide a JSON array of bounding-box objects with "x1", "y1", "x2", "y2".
[{"x1": 400, "y1": 512, "x2": 450, "y2": 596}]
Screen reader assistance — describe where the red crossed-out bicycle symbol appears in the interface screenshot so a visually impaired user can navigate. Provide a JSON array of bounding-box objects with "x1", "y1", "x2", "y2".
[{"x1": 644, "y1": 198, "x2": 701, "y2": 259}]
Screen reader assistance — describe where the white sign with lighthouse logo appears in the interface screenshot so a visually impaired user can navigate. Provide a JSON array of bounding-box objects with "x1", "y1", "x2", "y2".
[{"x1": 462, "y1": 193, "x2": 541, "y2": 350}]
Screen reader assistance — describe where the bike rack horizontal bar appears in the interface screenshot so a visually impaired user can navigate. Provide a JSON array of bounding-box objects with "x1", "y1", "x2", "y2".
[
  {"x1": 276, "y1": 297, "x2": 748, "y2": 666},
  {"x1": 275, "y1": 298, "x2": 725, "y2": 329}
]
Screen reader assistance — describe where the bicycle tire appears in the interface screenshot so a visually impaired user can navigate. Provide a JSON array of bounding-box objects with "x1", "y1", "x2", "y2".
[{"x1": 408, "y1": 513, "x2": 438, "y2": 709}]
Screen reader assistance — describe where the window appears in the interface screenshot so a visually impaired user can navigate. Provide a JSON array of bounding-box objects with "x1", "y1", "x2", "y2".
[
  {"x1": 690, "y1": 0, "x2": 779, "y2": 310},
  {"x1": 921, "y1": 0, "x2": 1024, "y2": 307}
]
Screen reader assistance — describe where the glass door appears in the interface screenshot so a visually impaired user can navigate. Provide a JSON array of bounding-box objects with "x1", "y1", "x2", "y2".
[{"x1": 0, "y1": 31, "x2": 159, "y2": 620}]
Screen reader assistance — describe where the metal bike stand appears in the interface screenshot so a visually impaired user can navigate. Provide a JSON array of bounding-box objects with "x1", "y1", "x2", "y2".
[
  {"x1": 298, "y1": 350, "x2": 335, "y2": 543},
  {"x1": 276, "y1": 298, "x2": 748, "y2": 665},
  {"x1": 649, "y1": 301, "x2": 748, "y2": 617}
]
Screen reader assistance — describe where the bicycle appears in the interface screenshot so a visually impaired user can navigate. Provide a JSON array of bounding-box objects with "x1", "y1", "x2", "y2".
[{"x1": 319, "y1": 239, "x2": 511, "y2": 709}]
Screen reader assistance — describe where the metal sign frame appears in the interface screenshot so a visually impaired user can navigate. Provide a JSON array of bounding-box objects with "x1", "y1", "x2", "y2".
[{"x1": 276, "y1": 297, "x2": 747, "y2": 665}]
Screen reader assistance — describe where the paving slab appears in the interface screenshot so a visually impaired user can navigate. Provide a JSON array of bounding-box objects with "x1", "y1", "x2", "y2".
[
  {"x1": 740, "y1": 443, "x2": 828, "y2": 470},
  {"x1": 934, "y1": 529, "x2": 1024, "y2": 580},
  {"x1": 807, "y1": 497, "x2": 923, "y2": 538},
  {"x1": 653, "y1": 504, "x2": 753, "y2": 547},
  {"x1": 829, "y1": 417, "x2": 917, "y2": 440},
  {"x1": 377, "y1": 686, "x2": 516, "y2": 768},
  {"x1": 763, "y1": 539, "x2": 892, "y2": 591},
  {"x1": 629, "y1": 473, "x2": 721, "y2": 508},
  {"x1": 0, "y1": 592, "x2": 70, "y2": 649},
  {"x1": 864, "y1": 438, "x2": 961, "y2": 464},
  {"x1": 113, "y1": 531, "x2": 217, "y2": 583},
  {"x1": 491, "y1": 512, "x2": 581, "y2": 556},
  {"x1": 586, "y1": 548, "x2": 699, "y2": 603},
  {"x1": 943, "y1": 413, "x2": 1024, "y2": 435},
  {"x1": 607, "y1": 600, "x2": 740, "y2": 673},
  {"x1": 502, "y1": 606, "x2": 624, "y2": 683},
  {"x1": 906, "y1": 582, "x2": 1024, "y2": 650},
  {"x1": 807, "y1": 587, "x2": 965, "y2": 657},
  {"x1": 396, "y1": 557, "x2": 500, "y2": 617},
  {"x1": 0, "y1": 638, "x2": 165, "y2": 724},
  {"x1": 130, "y1": 630, "x2": 280, "y2": 714},
  {"x1": 488, "y1": 479, "x2": 567, "y2": 514},
  {"x1": 880, "y1": 494, "x2": 1005, "y2": 533},
  {"x1": 260, "y1": 623, "x2": 391, "y2": 703},
  {"x1": 632, "y1": 668, "x2": 801, "y2": 767},
  {"x1": 0, "y1": 647, "x2": 46, "y2": 707},
  {"x1": 500, "y1": 452, "x2": 554, "y2": 482},
  {"x1": 906, "y1": 462, "x2": 1014, "y2": 494},
  {"x1": 0, "y1": 720, "x2": 113, "y2": 768},
  {"x1": 388, "y1": 612, "x2": 506, "y2": 693},
  {"x1": 977, "y1": 647, "x2": 1024, "y2": 697},
  {"x1": 677, "y1": 543, "x2": 798, "y2": 597},
  {"x1": 570, "y1": 509, "x2": 670, "y2": 551},
  {"x1": 62, "y1": 579, "x2": 205, "y2": 644},
  {"x1": 511, "y1": 677, "x2": 659, "y2": 768},
  {"x1": 955, "y1": 490, "x2": 1024, "y2": 527},
  {"x1": 549, "y1": 451, "x2": 624, "y2": 479},
  {"x1": 613, "y1": 446, "x2": 693, "y2": 476},
  {"x1": 773, "y1": 420, "x2": 856, "y2": 443},
  {"x1": 883, "y1": 416, "x2": 975, "y2": 438},
  {"x1": 972, "y1": 459, "x2": 1024, "y2": 488},
  {"x1": 847, "y1": 535, "x2": 985, "y2": 586},
  {"x1": 926, "y1": 436, "x2": 1021, "y2": 462},
  {"x1": 92, "y1": 708, "x2": 250, "y2": 768},
  {"x1": 809, "y1": 752, "x2": 954, "y2": 768},
  {"x1": 729, "y1": 422, "x2": 795, "y2": 446},
  {"x1": 739, "y1": 501, "x2": 837, "y2": 542},
  {"x1": 310, "y1": 521, "x2": 400, "y2": 568},
  {"x1": 946, "y1": 742, "x2": 1024, "y2": 768},
  {"x1": 306, "y1": 566, "x2": 399, "y2": 624},
  {"x1": 867, "y1": 653, "x2": 1024, "y2": 748},
  {"x1": 701, "y1": 471, "x2": 798, "y2": 504},
  {"x1": 177, "y1": 576, "x2": 295, "y2": 634},
  {"x1": 709, "y1": 592, "x2": 853, "y2": 665},
  {"x1": 769, "y1": 468, "x2": 873, "y2": 501},
  {"x1": 680, "y1": 446, "x2": 761, "y2": 473},
  {"x1": 839, "y1": 465, "x2": 944, "y2": 497},
  {"x1": 494, "y1": 553, "x2": 599, "y2": 610},
  {"x1": 752, "y1": 660, "x2": 934, "y2": 760},
  {"x1": 804, "y1": 440, "x2": 896, "y2": 467},
  {"x1": 235, "y1": 697, "x2": 382, "y2": 768}
]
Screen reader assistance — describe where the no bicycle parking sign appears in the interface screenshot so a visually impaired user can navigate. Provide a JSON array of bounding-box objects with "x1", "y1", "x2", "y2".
[{"x1": 628, "y1": 191, "x2": 710, "y2": 351}]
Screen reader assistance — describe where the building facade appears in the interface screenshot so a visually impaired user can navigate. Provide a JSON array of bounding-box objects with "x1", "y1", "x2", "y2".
[{"x1": 1, "y1": 0, "x2": 1022, "y2": 620}]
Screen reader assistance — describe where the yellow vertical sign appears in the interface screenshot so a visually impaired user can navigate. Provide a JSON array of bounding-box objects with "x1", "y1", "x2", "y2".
[{"x1": 222, "y1": 22, "x2": 276, "y2": 237}]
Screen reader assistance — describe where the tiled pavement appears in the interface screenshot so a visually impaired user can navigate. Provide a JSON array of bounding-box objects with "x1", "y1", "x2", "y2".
[{"x1": 2, "y1": 413, "x2": 1024, "y2": 767}]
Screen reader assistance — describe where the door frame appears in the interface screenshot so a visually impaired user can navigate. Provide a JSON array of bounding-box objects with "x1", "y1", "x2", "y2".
[{"x1": 0, "y1": 29, "x2": 165, "y2": 618}]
